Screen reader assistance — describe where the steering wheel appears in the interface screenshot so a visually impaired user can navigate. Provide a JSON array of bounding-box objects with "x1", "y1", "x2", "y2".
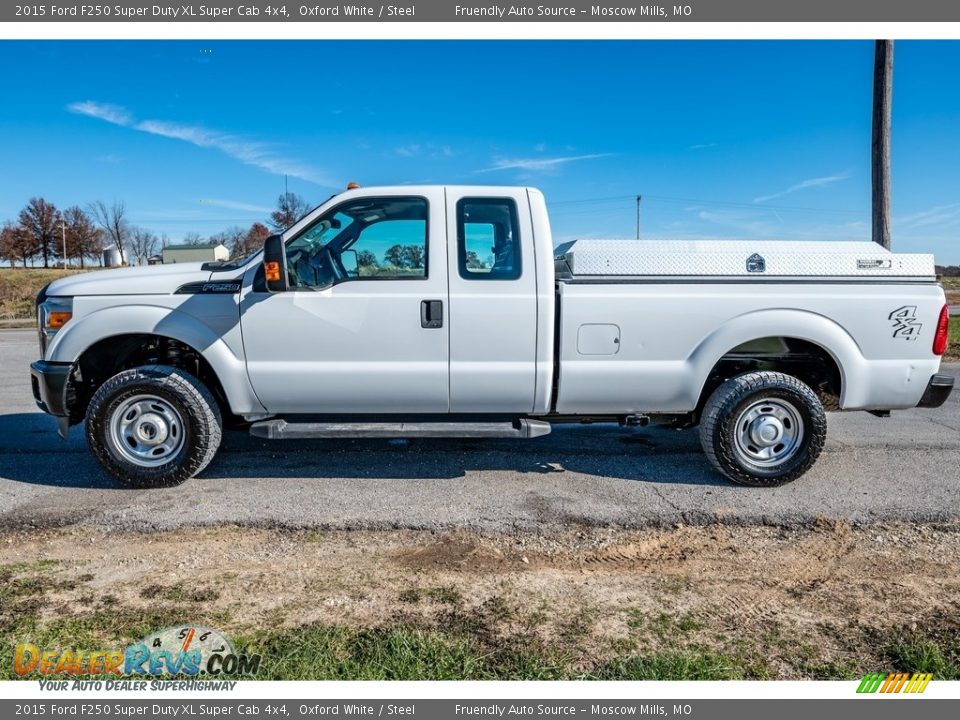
[{"x1": 303, "y1": 245, "x2": 340, "y2": 287}]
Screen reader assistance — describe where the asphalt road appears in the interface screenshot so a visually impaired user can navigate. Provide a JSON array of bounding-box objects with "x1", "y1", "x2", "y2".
[{"x1": 1, "y1": 329, "x2": 958, "y2": 533}]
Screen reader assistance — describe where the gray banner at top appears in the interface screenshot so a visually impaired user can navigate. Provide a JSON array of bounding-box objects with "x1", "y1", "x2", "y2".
[{"x1": 6, "y1": 0, "x2": 960, "y2": 23}]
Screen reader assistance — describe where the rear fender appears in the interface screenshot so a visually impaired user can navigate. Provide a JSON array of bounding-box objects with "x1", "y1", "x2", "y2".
[{"x1": 688, "y1": 309, "x2": 863, "y2": 408}]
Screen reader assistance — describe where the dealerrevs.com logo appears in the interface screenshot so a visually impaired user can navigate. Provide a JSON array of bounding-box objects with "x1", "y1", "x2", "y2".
[{"x1": 14, "y1": 626, "x2": 261, "y2": 677}]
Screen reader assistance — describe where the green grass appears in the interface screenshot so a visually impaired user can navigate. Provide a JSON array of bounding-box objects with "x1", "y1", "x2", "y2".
[
  {"x1": 885, "y1": 632, "x2": 960, "y2": 679},
  {"x1": 946, "y1": 314, "x2": 960, "y2": 361},
  {"x1": 236, "y1": 624, "x2": 758, "y2": 681},
  {"x1": 592, "y1": 651, "x2": 749, "y2": 680}
]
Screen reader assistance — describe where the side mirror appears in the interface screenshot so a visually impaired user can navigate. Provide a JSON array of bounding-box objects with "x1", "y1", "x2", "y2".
[{"x1": 263, "y1": 235, "x2": 287, "y2": 292}]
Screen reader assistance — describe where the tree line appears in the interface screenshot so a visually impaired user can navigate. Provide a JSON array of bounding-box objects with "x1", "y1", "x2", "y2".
[{"x1": 0, "y1": 192, "x2": 312, "y2": 269}]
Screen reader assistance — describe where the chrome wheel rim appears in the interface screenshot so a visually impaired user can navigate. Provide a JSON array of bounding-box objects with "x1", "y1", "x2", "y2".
[
  {"x1": 109, "y1": 394, "x2": 185, "y2": 467},
  {"x1": 733, "y1": 398, "x2": 804, "y2": 467}
]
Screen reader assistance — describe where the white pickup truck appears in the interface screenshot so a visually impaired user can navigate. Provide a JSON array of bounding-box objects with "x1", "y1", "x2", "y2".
[{"x1": 31, "y1": 185, "x2": 953, "y2": 488}]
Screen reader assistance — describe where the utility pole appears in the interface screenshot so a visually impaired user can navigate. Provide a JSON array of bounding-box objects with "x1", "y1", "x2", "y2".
[
  {"x1": 636, "y1": 194, "x2": 642, "y2": 240},
  {"x1": 872, "y1": 39, "x2": 893, "y2": 249},
  {"x1": 61, "y1": 220, "x2": 67, "y2": 269}
]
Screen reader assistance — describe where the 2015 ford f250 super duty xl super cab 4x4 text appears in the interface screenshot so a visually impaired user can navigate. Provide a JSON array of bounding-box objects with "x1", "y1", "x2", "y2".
[{"x1": 30, "y1": 185, "x2": 954, "y2": 488}]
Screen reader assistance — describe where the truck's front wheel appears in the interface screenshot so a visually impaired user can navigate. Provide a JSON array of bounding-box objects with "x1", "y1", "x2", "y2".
[
  {"x1": 699, "y1": 371, "x2": 826, "y2": 486},
  {"x1": 86, "y1": 365, "x2": 222, "y2": 488}
]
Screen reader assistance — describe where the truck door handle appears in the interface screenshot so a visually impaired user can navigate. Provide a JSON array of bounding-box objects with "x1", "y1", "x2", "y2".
[{"x1": 420, "y1": 300, "x2": 443, "y2": 329}]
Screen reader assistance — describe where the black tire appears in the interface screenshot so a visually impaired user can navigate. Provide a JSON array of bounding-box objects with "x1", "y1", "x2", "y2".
[
  {"x1": 86, "y1": 365, "x2": 222, "y2": 488},
  {"x1": 699, "y1": 371, "x2": 826, "y2": 487}
]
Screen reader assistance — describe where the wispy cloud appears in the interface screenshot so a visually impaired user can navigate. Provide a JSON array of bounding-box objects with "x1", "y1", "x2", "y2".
[
  {"x1": 68, "y1": 100, "x2": 329, "y2": 186},
  {"x1": 68, "y1": 101, "x2": 132, "y2": 126},
  {"x1": 477, "y1": 153, "x2": 613, "y2": 173},
  {"x1": 690, "y1": 205, "x2": 870, "y2": 241},
  {"x1": 753, "y1": 171, "x2": 851, "y2": 203},
  {"x1": 895, "y1": 203, "x2": 960, "y2": 228},
  {"x1": 394, "y1": 143, "x2": 455, "y2": 159},
  {"x1": 395, "y1": 144, "x2": 421, "y2": 158},
  {"x1": 689, "y1": 143, "x2": 718, "y2": 150},
  {"x1": 199, "y1": 198, "x2": 273, "y2": 213}
]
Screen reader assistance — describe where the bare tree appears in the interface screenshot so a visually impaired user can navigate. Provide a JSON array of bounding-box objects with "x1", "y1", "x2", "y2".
[
  {"x1": 0, "y1": 223, "x2": 34, "y2": 267},
  {"x1": 128, "y1": 227, "x2": 159, "y2": 266},
  {"x1": 209, "y1": 226, "x2": 246, "y2": 259},
  {"x1": 18, "y1": 197, "x2": 60, "y2": 268},
  {"x1": 89, "y1": 200, "x2": 130, "y2": 264},
  {"x1": 62, "y1": 206, "x2": 102, "y2": 269},
  {"x1": 270, "y1": 192, "x2": 310, "y2": 233},
  {"x1": 872, "y1": 40, "x2": 894, "y2": 249},
  {"x1": 182, "y1": 232, "x2": 204, "y2": 246}
]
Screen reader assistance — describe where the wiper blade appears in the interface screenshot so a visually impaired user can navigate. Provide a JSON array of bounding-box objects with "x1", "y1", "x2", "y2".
[{"x1": 203, "y1": 258, "x2": 247, "y2": 271}]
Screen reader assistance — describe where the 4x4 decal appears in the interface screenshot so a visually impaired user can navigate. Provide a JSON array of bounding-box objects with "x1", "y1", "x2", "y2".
[{"x1": 889, "y1": 306, "x2": 923, "y2": 341}]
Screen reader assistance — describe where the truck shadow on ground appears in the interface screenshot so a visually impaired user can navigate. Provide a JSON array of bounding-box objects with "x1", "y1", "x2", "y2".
[{"x1": 0, "y1": 413, "x2": 730, "y2": 489}]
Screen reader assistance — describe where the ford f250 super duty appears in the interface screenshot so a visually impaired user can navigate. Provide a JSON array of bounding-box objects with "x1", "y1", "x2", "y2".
[{"x1": 30, "y1": 185, "x2": 954, "y2": 488}]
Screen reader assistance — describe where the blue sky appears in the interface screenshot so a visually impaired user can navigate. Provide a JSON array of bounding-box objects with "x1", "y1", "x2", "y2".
[{"x1": 1, "y1": 40, "x2": 959, "y2": 262}]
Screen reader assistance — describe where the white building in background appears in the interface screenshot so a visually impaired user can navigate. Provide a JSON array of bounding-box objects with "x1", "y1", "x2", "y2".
[
  {"x1": 102, "y1": 245, "x2": 122, "y2": 267},
  {"x1": 161, "y1": 242, "x2": 229, "y2": 264}
]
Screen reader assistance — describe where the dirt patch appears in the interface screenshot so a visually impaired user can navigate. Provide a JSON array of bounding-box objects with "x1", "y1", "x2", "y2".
[{"x1": 2, "y1": 522, "x2": 959, "y2": 678}]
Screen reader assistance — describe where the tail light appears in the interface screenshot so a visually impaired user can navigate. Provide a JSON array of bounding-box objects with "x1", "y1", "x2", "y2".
[{"x1": 933, "y1": 304, "x2": 950, "y2": 356}]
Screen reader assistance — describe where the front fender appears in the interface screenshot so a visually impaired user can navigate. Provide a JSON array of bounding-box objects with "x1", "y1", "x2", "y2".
[{"x1": 47, "y1": 302, "x2": 266, "y2": 415}]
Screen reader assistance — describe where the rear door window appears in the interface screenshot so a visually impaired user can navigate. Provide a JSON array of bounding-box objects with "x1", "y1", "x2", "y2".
[{"x1": 456, "y1": 198, "x2": 522, "y2": 280}]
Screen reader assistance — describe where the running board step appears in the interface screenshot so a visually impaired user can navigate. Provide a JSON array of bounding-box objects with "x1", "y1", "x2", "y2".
[{"x1": 249, "y1": 419, "x2": 552, "y2": 440}]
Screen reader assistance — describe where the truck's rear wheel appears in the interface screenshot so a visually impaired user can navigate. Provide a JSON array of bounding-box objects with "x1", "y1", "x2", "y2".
[
  {"x1": 699, "y1": 371, "x2": 826, "y2": 487},
  {"x1": 86, "y1": 365, "x2": 222, "y2": 488}
]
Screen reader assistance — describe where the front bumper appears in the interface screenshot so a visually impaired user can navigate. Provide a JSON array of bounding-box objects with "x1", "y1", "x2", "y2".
[
  {"x1": 30, "y1": 360, "x2": 72, "y2": 416},
  {"x1": 917, "y1": 373, "x2": 955, "y2": 409}
]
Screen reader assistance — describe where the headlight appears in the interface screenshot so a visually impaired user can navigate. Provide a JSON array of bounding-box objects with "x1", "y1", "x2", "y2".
[{"x1": 38, "y1": 296, "x2": 73, "y2": 356}]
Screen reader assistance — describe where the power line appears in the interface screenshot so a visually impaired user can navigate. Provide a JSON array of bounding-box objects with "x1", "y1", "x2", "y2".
[{"x1": 549, "y1": 193, "x2": 861, "y2": 215}]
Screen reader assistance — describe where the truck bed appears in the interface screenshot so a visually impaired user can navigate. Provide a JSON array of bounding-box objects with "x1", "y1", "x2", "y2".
[{"x1": 551, "y1": 239, "x2": 944, "y2": 416}]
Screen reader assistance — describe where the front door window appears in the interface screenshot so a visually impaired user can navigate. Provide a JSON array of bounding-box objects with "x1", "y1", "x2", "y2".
[{"x1": 284, "y1": 197, "x2": 428, "y2": 289}]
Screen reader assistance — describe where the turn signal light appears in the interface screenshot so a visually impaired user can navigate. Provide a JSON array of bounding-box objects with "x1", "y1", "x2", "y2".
[
  {"x1": 46, "y1": 310, "x2": 72, "y2": 330},
  {"x1": 932, "y1": 304, "x2": 950, "y2": 356},
  {"x1": 264, "y1": 261, "x2": 281, "y2": 282}
]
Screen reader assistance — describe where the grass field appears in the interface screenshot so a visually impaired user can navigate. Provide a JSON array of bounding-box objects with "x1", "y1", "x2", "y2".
[
  {"x1": 947, "y1": 315, "x2": 960, "y2": 361},
  {"x1": 942, "y1": 276, "x2": 960, "y2": 305},
  {"x1": 2, "y1": 525, "x2": 959, "y2": 681},
  {"x1": 0, "y1": 268, "x2": 93, "y2": 326}
]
